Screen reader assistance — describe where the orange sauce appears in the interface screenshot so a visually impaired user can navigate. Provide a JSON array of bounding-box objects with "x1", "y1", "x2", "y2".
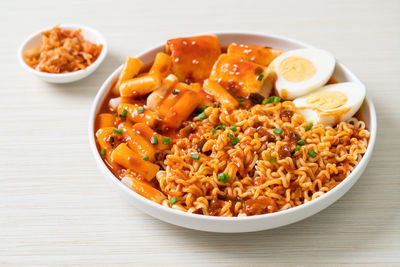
[
  {"x1": 320, "y1": 106, "x2": 353, "y2": 125},
  {"x1": 327, "y1": 76, "x2": 339, "y2": 84},
  {"x1": 281, "y1": 89, "x2": 288, "y2": 100}
]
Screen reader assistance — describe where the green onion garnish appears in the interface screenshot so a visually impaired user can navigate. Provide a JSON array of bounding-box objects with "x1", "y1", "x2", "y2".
[
  {"x1": 162, "y1": 137, "x2": 171, "y2": 144},
  {"x1": 297, "y1": 139, "x2": 306, "y2": 146},
  {"x1": 229, "y1": 126, "x2": 237, "y2": 132},
  {"x1": 248, "y1": 109, "x2": 252, "y2": 112},
  {"x1": 295, "y1": 145, "x2": 301, "y2": 151},
  {"x1": 273, "y1": 128, "x2": 283, "y2": 135},
  {"x1": 210, "y1": 128, "x2": 216, "y2": 134},
  {"x1": 227, "y1": 133, "x2": 240, "y2": 145},
  {"x1": 138, "y1": 106, "x2": 145, "y2": 113},
  {"x1": 198, "y1": 112, "x2": 207, "y2": 120},
  {"x1": 273, "y1": 96, "x2": 281, "y2": 103},
  {"x1": 217, "y1": 173, "x2": 230, "y2": 183},
  {"x1": 264, "y1": 96, "x2": 281, "y2": 104},
  {"x1": 268, "y1": 156, "x2": 276, "y2": 162},
  {"x1": 172, "y1": 89, "x2": 179, "y2": 95},
  {"x1": 143, "y1": 155, "x2": 149, "y2": 161},
  {"x1": 169, "y1": 196, "x2": 178, "y2": 205},
  {"x1": 100, "y1": 148, "x2": 106, "y2": 156},
  {"x1": 113, "y1": 129, "x2": 123, "y2": 134},
  {"x1": 151, "y1": 136, "x2": 158, "y2": 144},
  {"x1": 257, "y1": 74, "x2": 264, "y2": 81},
  {"x1": 194, "y1": 105, "x2": 209, "y2": 114},
  {"x1": 216, "y1": 124, "x2": 226, "y2": 130},
  {"x1": 305, "y1": 123, "x2": 313, "y2": 131},
  {"x1": 308, "y1": 149, "x2": 318, "y2": 158},
  {"x1": 239, "y1": 100, "x2": 244, "y2": 106},
  {"x1": 190, "y1": 154, "x2": 200, "y2": 160},
  {"x1": 120, "y1": 109, "x2": 128, "y2": 118}
]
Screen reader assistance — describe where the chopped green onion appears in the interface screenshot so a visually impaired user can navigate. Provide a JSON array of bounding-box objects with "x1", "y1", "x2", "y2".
[
  {"x1": 227, "y1": 133, "x2": 240, "y2": 145},
  {"x1": 264, "y1": 96, "x2": 281, "y2": 104},
  {"x1": 100, "y1": 148, "x2": 106, "y2": 156},
  {"x1": 113, "y1": 129, "x2": 123, "y2": 134},
  {"x1": 268, "y1": 156, "x2": 276, "y2": 162},
  {"x1": 120, "y1": 109, "x2": 128, "y2": 118},
  {"x1": 297, "y1": 139, "x2": 306, "y2": 146},
  {"x1": 210, "y1": 128, "x2": 216, "y2": 134},
  {"x1": 248, "y1": 109, "x2": 252, "y2": 112},
  {"x1": 169, "y1": 196, "x2": 178, "y2": 205},
  {"x1": 231, "y1": 137, "x2": 240, "y2": 146},
  {"x1": 229, "y1": 126, "x2": 237, "y2": 132},
  {"x1": 239, "y1": 100, "x2": 244, "y2": 106},
  {"x1": 190, "y1": 154, "x2": 200, "y2": 160},
  {"x1": 273, "y1": 128, "x2": 283, "y2": 135},
  {"x1": 172, "y1": 89, "x2": 179, "y2": 95},
  {"x1": 217, "y1": 173, "x2": 230, "y2": 183},
  {"x1": 308, "y1": 149, "x2": 318, "y2": 158},
  {"x1": 295, "y1": 145, "x2": 301, "y2": 151},
  {"x1": 305, "y1": 123, "x2": 313, "y2": 131},
  {"x1": 143, "y1": 155, "x2": 149, "y2": 161},
  {"x1": 216, "y1": 124, "x2": 226, "y2": 130},
  {"x1": 198, "y1": 112, "x2": 207, "y2": 120},
  {"x1": 138, "y1": 106, "x2": 145, "y2": 113},
  {"x1": 195, "y1": 105, "x2": 209, "y2": 114},
  {"x1": 162, "y1": 137, "x2": 171, "y2": 144},
  {"x1": 151, "y1": 136, "x2": 158, "y2": 144},
  {"x1": 257, "y1": 74, "x2": 264, "y2": 81}
]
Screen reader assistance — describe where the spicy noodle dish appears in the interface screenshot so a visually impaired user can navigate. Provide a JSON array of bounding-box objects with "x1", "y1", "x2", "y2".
[{"x1": 94, "y1": 35, "x2": 369, "y2": 217}]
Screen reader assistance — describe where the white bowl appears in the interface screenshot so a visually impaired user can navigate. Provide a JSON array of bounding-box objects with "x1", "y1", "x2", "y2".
[
  {"x1": 88, "y1": 32, "x2": 377, "y2": 233},
  {"x1": 18, "y1": 24, "x2": 107, "y2": 83}
]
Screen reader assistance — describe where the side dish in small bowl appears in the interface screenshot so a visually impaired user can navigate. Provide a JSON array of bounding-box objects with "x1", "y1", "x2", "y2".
[
  {"x1": 18, "y1": 24, "x2": 107, "y2": 83},
  {"x1": 89, "y1": 32, "x2": 376, "y2": 232}
]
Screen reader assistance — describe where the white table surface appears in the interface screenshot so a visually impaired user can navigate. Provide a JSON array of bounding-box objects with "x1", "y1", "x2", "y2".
[{"x1": 1, "y1": 0, "x2": 400, "y2": 265}]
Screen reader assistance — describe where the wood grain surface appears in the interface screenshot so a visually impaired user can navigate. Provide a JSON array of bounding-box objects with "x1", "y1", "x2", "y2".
[{"x1": 1, "y1": 0, "x2": 399, "y2": 265}]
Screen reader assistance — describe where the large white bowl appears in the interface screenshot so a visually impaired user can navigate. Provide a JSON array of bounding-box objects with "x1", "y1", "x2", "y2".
[
  {"x1": 18, "y1": 24, "x2": 107, "y2": 83},
  {"x1": 88, "y1": 32, "x2": 377, "y2": 233}
]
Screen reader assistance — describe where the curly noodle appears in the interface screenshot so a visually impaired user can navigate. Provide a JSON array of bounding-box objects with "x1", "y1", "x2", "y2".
[{"x1": 157, "y1": 101, "x2": 369, "y2": 216}]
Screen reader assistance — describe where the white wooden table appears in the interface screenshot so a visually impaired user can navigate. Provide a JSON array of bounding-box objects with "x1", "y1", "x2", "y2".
[{"x1": 1, "y1": 0, "x2": 400, "y2": 265}]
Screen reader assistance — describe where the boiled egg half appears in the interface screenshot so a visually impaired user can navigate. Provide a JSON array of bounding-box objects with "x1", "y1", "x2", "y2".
[
  {"x1": 292, "y1": 82, "x2": 366, "y2": 126},
  {"x1": 270, "y1": 48, "x2": 336, "y2": 100}
]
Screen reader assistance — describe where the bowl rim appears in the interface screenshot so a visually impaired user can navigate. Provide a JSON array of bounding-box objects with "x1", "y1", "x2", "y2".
[
  {"x1": 88, "y1": 31, "x2": 377, "y2": 222},
  {"x1": 17, "y1": 23, "x2": 108, "y2": 78}
]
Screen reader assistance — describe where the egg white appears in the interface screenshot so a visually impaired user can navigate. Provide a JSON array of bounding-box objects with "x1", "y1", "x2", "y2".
[
  {"x1": 271, "y1": 48, "x2": 336, "y2": 100},
  {"x1": 293, "y1": 82, "x2": 366, "y2": 126}
]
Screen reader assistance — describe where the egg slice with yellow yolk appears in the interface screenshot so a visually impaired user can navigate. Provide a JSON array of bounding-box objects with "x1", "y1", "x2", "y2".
[
  {"x1": 292, "y1": 82, "x2": 366, "y2": 126},
  {"x1": 270, "y1": 48, "x2": 336, "y2": 100}
]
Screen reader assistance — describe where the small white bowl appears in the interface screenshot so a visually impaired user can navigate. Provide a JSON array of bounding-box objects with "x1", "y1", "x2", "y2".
[
  {"x1": 89, "y1": 32, "x2": 377, "y2": 233},
  {"x1": 18, "y1": 24, "x2": 107, "y2": 83}
]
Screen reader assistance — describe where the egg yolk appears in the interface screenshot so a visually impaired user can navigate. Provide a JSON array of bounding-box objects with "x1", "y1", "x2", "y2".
[
  {"x1": 278, "y1": 56, "x2": 316, "y2": 82},
  {"x1": 306, "y1": 91, "x2": 347, "y2": 110}
]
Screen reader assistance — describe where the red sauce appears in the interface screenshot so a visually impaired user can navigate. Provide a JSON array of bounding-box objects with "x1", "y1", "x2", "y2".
[{"x1": 242, "y1": 197, "x2": 277, "y2": 215}]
